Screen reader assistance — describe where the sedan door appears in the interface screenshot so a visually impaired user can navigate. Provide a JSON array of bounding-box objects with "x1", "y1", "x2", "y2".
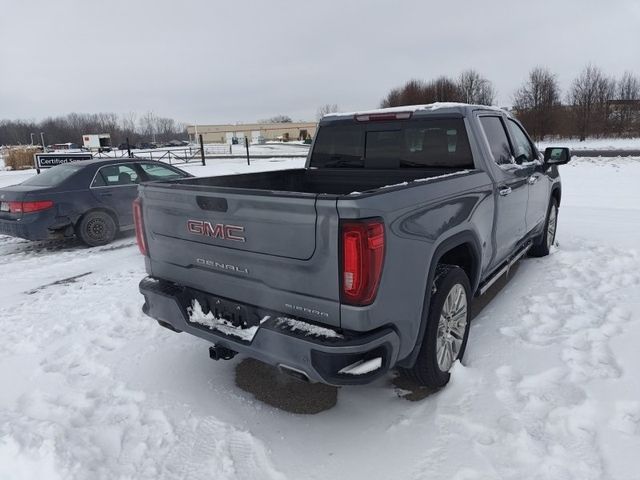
[
  {"x1": 478, "y1": 115, "x2": 529, "y2": 270},
  {"x1": 90, "y1": 164, "x2": 141, "y2": 228}
]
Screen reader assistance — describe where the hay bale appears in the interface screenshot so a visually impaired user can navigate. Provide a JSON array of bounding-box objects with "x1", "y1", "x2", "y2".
[{"x1": 5, "y1": 147, "x2": 39, "y2": 170}]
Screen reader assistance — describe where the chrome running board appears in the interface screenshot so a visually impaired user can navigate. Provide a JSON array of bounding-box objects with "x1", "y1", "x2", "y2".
[{"x1": 479, "y1": 243, "x2": 532, "y2": 296}]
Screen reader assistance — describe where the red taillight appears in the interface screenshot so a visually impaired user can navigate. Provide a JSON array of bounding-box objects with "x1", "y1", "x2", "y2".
[
  {"x1": 341, "y1": 219, "x2": 385, "y2": 306},
  {"x1": 9, "y1": 201, "x2": 54, "y2": 213},
  {"x1": 133, "y1": 198, "x2": 148, "y2": 256}
]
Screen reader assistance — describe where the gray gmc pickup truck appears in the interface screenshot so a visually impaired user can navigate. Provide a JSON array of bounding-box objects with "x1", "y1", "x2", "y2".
[{"x1": 136, "y1": 103, "x2": 570, "y2": 388}]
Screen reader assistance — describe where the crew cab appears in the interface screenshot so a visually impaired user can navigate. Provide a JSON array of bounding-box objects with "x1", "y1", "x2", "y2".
[{"x1": 136, "y1": 103, "x2": 570, "y2": 387}]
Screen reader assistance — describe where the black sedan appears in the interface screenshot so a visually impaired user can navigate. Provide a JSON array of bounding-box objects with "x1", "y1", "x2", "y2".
[{"x1": 0, "y1": 159, "x2": 191, "y2": 246}]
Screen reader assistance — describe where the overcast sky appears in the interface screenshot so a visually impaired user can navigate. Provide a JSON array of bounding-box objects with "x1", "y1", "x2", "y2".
[{"x1": 1, "y1": 0, "x2": 639, "y2": 125}]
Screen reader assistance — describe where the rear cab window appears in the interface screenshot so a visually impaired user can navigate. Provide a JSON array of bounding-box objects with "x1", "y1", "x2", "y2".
[{"x1": 310, "y1": 117, "x2": 474, "y2": 169}]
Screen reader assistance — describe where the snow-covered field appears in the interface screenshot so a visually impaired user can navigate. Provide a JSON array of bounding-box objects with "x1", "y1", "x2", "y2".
[
  {"x1": 537, "y1": 137, "x2": 640, "y2": 151},
  {"x1": 1, "y1": 156, "x2": 639, "y2": 479}
]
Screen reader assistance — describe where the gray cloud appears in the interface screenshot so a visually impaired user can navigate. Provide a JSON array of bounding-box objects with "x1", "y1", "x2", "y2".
[{"x1": 1, "y1": 0, "x2": 639, "y2": 124}]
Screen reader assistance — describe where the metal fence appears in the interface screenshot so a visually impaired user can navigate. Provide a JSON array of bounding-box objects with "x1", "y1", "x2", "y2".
[{"x1": 91, "y1": 143, "x2": 233, "y2": 165}]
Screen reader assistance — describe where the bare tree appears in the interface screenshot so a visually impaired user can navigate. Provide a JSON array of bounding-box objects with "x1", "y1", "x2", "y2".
[
  {"x1": 138, "y1": 111, "x2": 159, "y2": 142},
  {"x1": 457, "y1": 69, "x2": 495, "y2": 105},
  {"x1": 513, "y1": 67, "x2": 561, "y2": 140},
  {"x1": 0, "y1": 111, "x2": 186, "y2": 147},
  {"x1": 568, "y1": 64, "x2": 615, "y2": 140},
  {"x1": 380, "y1": 77, "x2": 463, "y2": 108},
  {"x1": 431, "y1": 76, "x2": 464, "y2": 102},
  {"x1": 611, "y1": 71, "x2": 640, "y2": 136},
  {"x1": 316, "y1": 103, "x2": 339, "y2": 120},
  {"x1": 259, "y1": 115, "x2": 292, "y2": 123}
]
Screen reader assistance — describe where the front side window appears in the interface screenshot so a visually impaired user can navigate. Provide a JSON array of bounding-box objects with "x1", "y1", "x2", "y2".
[
  {"x1": 91, "y1": 164, "x2": 139, "y2": 187},
  {"x1": 507, "y1": 119, "x2": 535, "y2": 164},
  {"x1": 479, "y1": 116, "x2": 513, "y2": 166},
  {"x1": 139, "y1": 163, "x2": 187, "y2": 181}
]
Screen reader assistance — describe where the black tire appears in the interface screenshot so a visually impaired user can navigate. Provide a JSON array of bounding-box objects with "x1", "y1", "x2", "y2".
[
  {"x1": 530, "y1": 198, "x2": 558, "y2": 257},
  {"x1": 77, "y1": 211, "x2": 117, "y2": 246},
  {"x1": 400, "y1": 264, "x2": 471, "y2": 389}
]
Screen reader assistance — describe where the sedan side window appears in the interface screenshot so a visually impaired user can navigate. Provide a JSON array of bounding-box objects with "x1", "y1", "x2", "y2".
[
  {"x1": 138, "y1": 163, "x2": 186, "y2": 181},
  {"x1": 92, "y1": 165, "x2": 140, "y2": 187},
  {"x1": 507, "y1": 119, "x2": 535, "y2": 164},
  {"x1": 479, "y1": 116, "x2": 513, "y2": 166}
]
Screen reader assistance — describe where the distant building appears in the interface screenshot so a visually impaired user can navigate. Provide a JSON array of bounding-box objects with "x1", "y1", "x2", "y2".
[{"x1": 187, "y1": 122, "x2": 317, "y2": 144}]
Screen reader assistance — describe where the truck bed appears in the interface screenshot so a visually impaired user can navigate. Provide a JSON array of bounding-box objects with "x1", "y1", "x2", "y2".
[{"x1": 159, "y1": 168, "x2": 464, "y2": 196}]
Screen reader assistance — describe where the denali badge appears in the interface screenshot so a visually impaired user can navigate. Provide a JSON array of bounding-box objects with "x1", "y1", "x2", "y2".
[
  {"x1": 196, "y1": 258, "x2": 248, "y2": 274},
  {"x1": 187, "y1": 220, "x2": 245, "y2": 242}
]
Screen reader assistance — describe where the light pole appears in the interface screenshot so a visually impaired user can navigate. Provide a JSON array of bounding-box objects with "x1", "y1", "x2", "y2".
[
  {"x1": 30, "y1": 133, "x2": 35, "y2": 145},
  {"x1": 40, "y1": 132, "x2": 46, "y2": 149}
]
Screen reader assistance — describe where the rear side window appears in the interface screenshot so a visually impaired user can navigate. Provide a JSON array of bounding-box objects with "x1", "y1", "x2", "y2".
[
  {"x1": 479, "y1": 116, "x2": 513, "y2": 165},
  {"x1": 92, "y1": 164, "x2": 140, "y2": 187},
  {"x1": 310, "y1": 118, "x2": 473, "y2": 169},
  {"x1": 138, "y1": 163, "x2": 187, "y2": 181}
]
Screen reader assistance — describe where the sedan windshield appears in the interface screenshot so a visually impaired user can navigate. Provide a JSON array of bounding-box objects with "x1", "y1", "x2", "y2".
[{"x1": 21, "y1": 163, "x2": 84, "y2": 186}]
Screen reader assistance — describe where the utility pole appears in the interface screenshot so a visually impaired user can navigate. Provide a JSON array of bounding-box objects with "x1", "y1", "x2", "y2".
[
  {"x1": 199, "y1": 134, "x2": 206, "y2": 166},
  {"x1": 30, "y1": 133, "x2": 35, "y2": 145},
  {"x1": 40, "y1": 132, "x2": 46, "y2": 149}
]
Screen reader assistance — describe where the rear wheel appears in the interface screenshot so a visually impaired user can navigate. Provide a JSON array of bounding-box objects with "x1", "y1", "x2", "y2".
[
  {"x1": 77, "y1": 211, "x2": 117, "y2": 246},
  {"x1": 530, "y1": 198, "x2": 558, "y2": 257},
  {"x1": 400, "y1": 265, "x2": 471, "y2": 388}
]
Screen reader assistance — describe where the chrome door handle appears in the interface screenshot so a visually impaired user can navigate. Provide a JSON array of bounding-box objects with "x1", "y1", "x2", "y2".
[
  {"x1": 498, "y1": 186, "x2": 512, "y2": 196},
  {"x1": 528, "y1": 176, "x2": 538, "y2": 185}
]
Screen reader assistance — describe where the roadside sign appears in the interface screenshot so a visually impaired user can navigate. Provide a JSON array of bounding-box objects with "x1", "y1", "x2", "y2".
[{"x1": 34, "y1": 152, "x2": 93, "y2": 173}]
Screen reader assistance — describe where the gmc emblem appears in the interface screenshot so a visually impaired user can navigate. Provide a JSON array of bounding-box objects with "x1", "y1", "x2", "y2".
[{"x1": 187, "y1": 220, "x2": 246, "y2": 242}]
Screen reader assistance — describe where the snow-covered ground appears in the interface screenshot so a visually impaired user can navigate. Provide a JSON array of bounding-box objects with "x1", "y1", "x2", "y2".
[
  {"x1": 1, "y1": 156, "x2": 639, "y2": 479},
  {"x1": 537, "y1": 137, "x2": 640, "y2": 151}
]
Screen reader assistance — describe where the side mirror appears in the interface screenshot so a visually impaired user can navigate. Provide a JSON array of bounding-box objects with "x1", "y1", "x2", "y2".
[{"x1": 544, "y1": 147, "x2": 571, "y2": 166}]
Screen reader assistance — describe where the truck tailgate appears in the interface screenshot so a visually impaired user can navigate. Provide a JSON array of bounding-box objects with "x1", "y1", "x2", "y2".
[
  {"x1": 140, "y1": 185, "x2": 342, "y2": 326},
  {"x1": 144, "y1": 187, "x2": 317, "y2": 260}
]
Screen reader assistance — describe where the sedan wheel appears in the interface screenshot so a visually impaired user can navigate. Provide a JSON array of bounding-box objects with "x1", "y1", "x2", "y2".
[{"x1": 77, "y1": 211, "x2": 117, "y2": 246}]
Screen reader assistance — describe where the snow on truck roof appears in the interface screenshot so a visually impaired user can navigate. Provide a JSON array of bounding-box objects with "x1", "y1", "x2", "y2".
[{"x1": 321, "y1": 102, "x2": 508, "y2": 121}]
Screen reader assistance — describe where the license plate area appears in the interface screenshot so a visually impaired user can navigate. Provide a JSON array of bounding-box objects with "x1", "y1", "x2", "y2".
[{"x1": 192, "y1": 291, "x2": 262, "y2": 329}]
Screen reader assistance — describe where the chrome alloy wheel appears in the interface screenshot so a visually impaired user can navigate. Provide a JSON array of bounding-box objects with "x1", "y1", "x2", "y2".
[
  {"x1": 547, "y1": 204, "x2": 558, "y2": 249},
  {"x1": 436, "y1": 283, "x2": 468, "y2": 372}
]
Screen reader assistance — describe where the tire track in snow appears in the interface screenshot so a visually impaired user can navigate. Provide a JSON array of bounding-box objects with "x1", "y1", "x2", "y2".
[{"x1": 0, "y1": 257, "x2": 286, "y2": 479}]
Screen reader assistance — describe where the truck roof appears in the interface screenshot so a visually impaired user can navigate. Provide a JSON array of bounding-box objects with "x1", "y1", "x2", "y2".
[{"x1": 320, "y1": 102, "x2": 509, "y2": 124}]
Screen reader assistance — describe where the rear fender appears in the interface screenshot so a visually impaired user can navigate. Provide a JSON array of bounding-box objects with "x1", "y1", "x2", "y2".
[{"x1": 396, "y1": 230, "x2": 481, "y2": 368}]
